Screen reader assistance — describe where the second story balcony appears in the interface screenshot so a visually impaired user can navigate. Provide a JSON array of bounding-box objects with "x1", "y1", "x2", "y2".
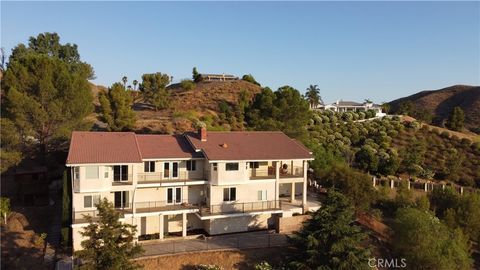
[
  {"x1": 137, "y1": 171, "x2": 206, "y2": 184},
  {"x1": 199, "y1": 200, "x2": 281, "y2": 216},
  {"x1": 249, "y1": 165, "x2": 304, "y2": 180}
]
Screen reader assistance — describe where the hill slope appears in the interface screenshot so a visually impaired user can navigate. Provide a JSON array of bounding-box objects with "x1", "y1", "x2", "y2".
[
  {"x1": 388, "y1": 85, "x2": 480, "y2": 133},
  {"x1": 91, "y1": 80, "x2": 262, "y2": 133}
]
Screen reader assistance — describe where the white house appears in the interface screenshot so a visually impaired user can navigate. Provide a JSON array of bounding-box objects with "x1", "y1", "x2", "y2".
[
  {"x1": 314, "y1": 100, "x2": 385, "y2": 117},
  {"x1": 66, "y1": 128, "x2": 316, "y2": 250}
]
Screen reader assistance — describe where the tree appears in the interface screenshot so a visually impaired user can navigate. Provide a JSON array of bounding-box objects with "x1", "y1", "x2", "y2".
[
  {"x1": 132, "y1": 80, "x2": 138, "y2": 90},
  {"x1": 241, "y1": 74, "x2": 260, "y2": 86},
  {"x1": 139, "y1": 72, "x2": 170, "y2": 111},
  {"x1": 0, "y1": 118, "x2": 23, "y2": 173},
  {"x1": 0, "y1": 47, "x2": 5, "y2": 73},
  {"x1": 287, "y1": 191, "x2": 370, "y2": 269},
  {"x1": 180, "y1": 79, "x2": 195, "y2": 91},
  {"x1": 0, "y1": 197, "x2": 11, "y2": 224},
  {"x1": 192, "y1": 67, "x2": 201, "y2": 82},
  {"x1": 400, "y1": 138, "x2": 426, "y2": 176},
  {"x1": 99, "y1": 82, "x2": 136, "y2": 131},
  {"x1": 447, "y1": 106, "x2": 464, "y2": 131},
  {"x1": 305, "y1": 84, "x2": 322, "y2": 109},
  {"x1": 122, "y1": 76, "x2": 128, "y2": 89},
  {"x1": 2, "y1": 33, "x2": 94, "y2": 158},
  {"x1": 392, "y1": 208, "x2": 472, "y2": 270},
  {"x1": 76, "y1": 198, "x2": 143, "y2": 269},
  {"x1": 354, "y1": 145, "x2": 379, "y2": 173},
  {"x1": 321, "y1": 163, "x2": 376, "y2": 210},
  {"x1": 443, "y1": 148, "x2": 465, "y2": 182}
]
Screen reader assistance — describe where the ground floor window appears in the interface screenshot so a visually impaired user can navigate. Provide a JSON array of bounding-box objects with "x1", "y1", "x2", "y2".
[{"x1": 223, "y1": 187, "x2": 236, "y2": 202}]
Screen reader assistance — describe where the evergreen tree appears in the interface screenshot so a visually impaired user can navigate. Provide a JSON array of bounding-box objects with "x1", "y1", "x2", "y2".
[
  {"x1": 287, "y1": 191, "x2": 370, "y2": 269},
  {"x1": 139, "y1": 72, "x2": 170, "y2": 111},
  {"x1": 0, "y1": 118, "x2": 23, "y2": 173},
  {"x1": 192, "y1": 67, "x2": 201, "y2": 82},
  {"x1": 2, "y1": 32, "x2": 94, "y2": 158},
  {"x1": 122, "y1": 76, "x2": 128, "y2": 89},
  {"x1": 99, "y1": 82, "x2": 136, "y2": 131},
  {"x1": 241, "y1": 74, "x2": 260, "y2": 86},
  {"x1": 76, "y1": 198, "x2": 143, "y2": 270},
  {"x1": 447, "y1": 106, "x2": 464, "y2": 131},
  {"x1": 392, "y1": 208, "x2": 472, "y2": 270},
  {"x1": 400, "y1": 138, "x2": 426, "y2": 176}
]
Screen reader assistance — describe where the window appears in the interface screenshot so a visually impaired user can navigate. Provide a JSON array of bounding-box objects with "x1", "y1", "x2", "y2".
[
  {"x1": 186, "y1": 160, "x2": 196, "y2": 171},
  {"x1": 249, "y1": 162, "x2": 260, "y2": 169},
  {"x1": 225, "y1": 163, "x2": 239, "y2": 171},
  {"x1": 144, "y1": 161, "x2": 155, "y2": 172},
  {"x1": 223, "y1": 187, "x2": 236, "y2": 202},
  {"x1": 113, "y1": 165, "x2": 128, "y2": 181},
  {"x1": 212, "y1": 163, "x2": 217, "y2": 171},
  {"x1": 84, "y1": 195, "x2": 100, "y2": 208},
  {"x1": 114, "y1": 191, "x2": 129, "y2": 208},
  {"x1": 167, "y1": 187, "x2": 182, "y2": 204},
  {"x1": 104, "y1": 168, "x2": 109, "y2": 178},
  {"x1": 74, "y1": 167, "x2": 80, "y2": 180},
  {"x1": 163, "y1": 162, "x2": 179, "y2": 178},
  {"x1": 85, "y1": 166, "x2": 99, "y2": 179},
  {"x1": 257, "y1": 190, "x2": 267, "y2": 201}
]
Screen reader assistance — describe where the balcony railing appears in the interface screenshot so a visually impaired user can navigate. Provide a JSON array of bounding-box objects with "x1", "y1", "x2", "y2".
[
  {"x1": 200, "y1": 200, "x2": 281, "y2": 216},
  {"x1": 73, "y1": 207, "x2": 131, "y2": 224},
  {"x1": 137, "y1": 171, "x2": 205, "y2": 183},
  {"x1": 112, "y1": 174, "x2": 133, "y2": 185},
  {"x1": 135, "y1": 199, "x2": 199, "y2": 213},
  {"x1": 280, "y1": 166, "x2": 304, "y2": 178},
  {"x1": 250, "y1": 168, "x2": 276, "y2": 180}
]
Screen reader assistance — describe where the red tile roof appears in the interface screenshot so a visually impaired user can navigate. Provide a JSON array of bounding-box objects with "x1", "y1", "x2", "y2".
[
  {"x1": 185, "y1": 131, "x2": 313, "y2": 161},
  {"x1": 67, "y1": 132, "x2": 142, "y2": 164},
  {"x1": 136, "y1": 134, "x2": 202, "y2": 159},
  {"x1": 67, "y1": 131, "x2": 312, "y2": 164}
]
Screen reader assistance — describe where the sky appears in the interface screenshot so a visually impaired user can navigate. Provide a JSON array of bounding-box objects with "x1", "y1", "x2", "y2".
[{"x1": 1, "y1": 1, "x2": 479, "y2": 103}]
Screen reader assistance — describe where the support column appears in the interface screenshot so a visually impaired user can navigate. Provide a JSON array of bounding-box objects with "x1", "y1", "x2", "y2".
[
  {"x1": 182, "y1": 213, "x2": 187, "y2": 237},
  {"x1": 390, "y1": 179, "x2": 394, "y2": 189},
  {"x1": 460, "y1": 187, "x2": 464, "y2": 195},
  {"x1": 275, "y1": 161, "x2": 280, "y2": 205},
  {"x1": 407, "y1": 181, "x2": 411, "y2": 190},
  {"x1": 372, "y1": 176, "x2": 376, "y2": 187},
  {"x1": 159, "y1": 214, "x2": 164, "y2": 240},
  {"x1": 290, "y1": 182, "x2": 295, "y2": 203},
  {"x1": 442, "y1": 184, "x2": 445, "y2": 190},
  {"x1": 424, "y1": 182, "x2": 428, "y2": 192},
  {"x1": 302, "y1": 161, "x2": 307, "y2": 213}
]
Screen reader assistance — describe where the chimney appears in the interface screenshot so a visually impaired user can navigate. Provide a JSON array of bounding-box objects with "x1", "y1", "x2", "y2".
[{"x1": 199, "y1": 127, "x2": 207, "y2": 141}]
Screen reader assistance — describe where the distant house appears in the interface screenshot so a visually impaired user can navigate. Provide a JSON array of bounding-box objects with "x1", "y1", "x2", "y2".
[
  {"x1": 199, "y1": 73, "x2": 239, "y2": 82},
  {"x1": 314, "y1": 100, "x2": 385, "y2": 117}
]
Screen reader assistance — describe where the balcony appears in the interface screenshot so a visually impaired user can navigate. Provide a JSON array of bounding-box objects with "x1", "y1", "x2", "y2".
[
  {"x1": 112, "y1": 174, "x2": 133, "y2": 185},
  {"x1": 137, "y1": 171, "x2": 205, "y2": 184},
  {"x1": 73, "y1": 207, "x2": 131, "y2": 224},
  {"x1": 199, "y1": 200, "x2": 281, "y2": 216},
  {"x1": 249, "y1": 166, "x2": 304, "y2": 180},
  {"x1": 134, "y1": 200, "x2": 199, "y2": 214}
]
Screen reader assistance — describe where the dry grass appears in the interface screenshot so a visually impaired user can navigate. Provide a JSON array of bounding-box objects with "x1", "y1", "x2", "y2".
[{"x1": 138, "y1": 247, "x2": 292, "y2": 270}]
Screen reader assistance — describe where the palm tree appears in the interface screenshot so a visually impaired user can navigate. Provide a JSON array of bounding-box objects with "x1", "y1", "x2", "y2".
[
  {"x1": 305, "y1": 84, "x2": 323, "y2": 109},
  {"x1": 132, "y1": 80, "x2": 138, "y2": 90},
  {"x1": 122, "y1": 76, "x2": 128, "y2": 89}
]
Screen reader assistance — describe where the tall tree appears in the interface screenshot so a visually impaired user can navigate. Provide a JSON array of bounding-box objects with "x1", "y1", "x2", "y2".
[
  {"x1": 447, "y1": 106, "x2": 464, "y2": 131},
  {"x1": 132, "y1": 79, "x2": 138, "y2": 90},
  {"x1": 99, "y1": 82, "x2": 136, "y2": 131},
  {"x1": 392, "y1": 208, "x2": 472, "y2": 270},
  {"x1": 139, "y1": 72, "x2": 170, "y2": 111},
  {"x1": 76, "y1": 198, "x2": 143, "y2": 270},
  {"x1": 0, "y1": 118, "x2": 23, "y2": 173},
  {"x1": 122, "y1": 76, "x2": 128, "y2": 89},
  {"x1": 287, "y1": 191, "x2": 370, "y2": 269},
  {"x1": 192, "y1": 67, "x2": 201, "y2": 82},
  {"x1": 305, "y1": 84, "x2": 322, "y2": 109},
  {"x1": 2, "y1": 32, "x2": 94, "y2": 158}
]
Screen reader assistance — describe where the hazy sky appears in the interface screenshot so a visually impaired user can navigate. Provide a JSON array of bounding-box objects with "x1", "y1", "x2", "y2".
[{"x1": 2, "y1": 1, "x2": 479, "y2": 103}]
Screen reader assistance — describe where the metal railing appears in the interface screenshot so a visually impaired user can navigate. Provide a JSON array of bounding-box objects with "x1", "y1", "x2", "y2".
[
  {"x1": 134, "y1": 200, "x2": 199, "y2": 213},
  {"x1": 113, "y1": 174, "x2": 133, "y2": 183},
  {"x1": 137, "y1": 171, "x2": 205, "y2": 182},
  {"x1": 73, "y1": 207, "x2": 131, "y2": 223},
  {"x1": 200, "y1": 200, "x2": 281, "y2": 215}
]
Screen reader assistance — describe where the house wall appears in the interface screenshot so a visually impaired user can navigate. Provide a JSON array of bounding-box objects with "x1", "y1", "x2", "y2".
[
  {"x1": 205, "y1": 214, "x2": 271, "y2": 235},
  {"x1": 209, "y1": 181, "x2": 276, "y2": 206}
]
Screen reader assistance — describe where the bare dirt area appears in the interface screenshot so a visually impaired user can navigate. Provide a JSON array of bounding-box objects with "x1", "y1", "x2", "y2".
[
  {"x1": 138, "y1": 247, "x2": 292, "y2": 270},
  {"x1": 1, "y1": 207, "x2": 53, "y2": 270}
]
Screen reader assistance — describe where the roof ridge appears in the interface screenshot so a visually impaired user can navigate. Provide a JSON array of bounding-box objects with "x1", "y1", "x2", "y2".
[{"x1": 133, "y1": 133, "x2": 143, "y2": 159}]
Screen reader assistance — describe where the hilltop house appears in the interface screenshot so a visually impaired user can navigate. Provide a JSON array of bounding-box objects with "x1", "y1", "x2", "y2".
[
  {"x1": 199, "y1": 73, "x2": 239, "y2": 81},
  {"x1": 66, "y1": 129, "x2": 317, "y2": 250},
  {"x1": 314, "y1": 100, "x2": 385, "y2": 117}
]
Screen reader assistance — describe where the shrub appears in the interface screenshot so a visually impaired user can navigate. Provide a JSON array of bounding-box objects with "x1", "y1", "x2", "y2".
[
  {"x1": 180, "y1": 79, "x2": 195, "y2": 91},
  {"x1": 254, "y1": 261, "x2": 273, "y2": 270},
  {"x1": 440, "y1": 131, "x2": 450, "y2": 138},
  {"x1": 460, "y1": 138, "x2": 472, "y2": 146},
  {"x1": 242, "y1": 74, "x2": 260, "y2": 86},
  {"x1": 197, "y1": 265, "x2": 222, "y2": 270}
]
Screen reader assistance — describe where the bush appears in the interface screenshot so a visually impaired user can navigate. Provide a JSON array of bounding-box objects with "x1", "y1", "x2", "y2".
[
  {"x1": 440, "y1": 131, "x2": 450, "y2": 138},
  {"x1": 460, "y1": 138, "x2": 472, "y2": 146},
  {"x1": 180, "y1": 79, "x2": 195, "y2": 91},
  {"x1": 242, "y1": 74, "x2": 260, "y2": 86},
  {"x1": 197, "y1": 265, "x2": 222, "y2": 270}
]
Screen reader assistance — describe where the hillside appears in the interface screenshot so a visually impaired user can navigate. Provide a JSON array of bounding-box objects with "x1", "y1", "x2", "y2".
[
  {"x1": 388, "y1": 85, "x2": 480, "y2": 133},
  {"x1": 91, "y1": 80, "x2": 262, "y2": 133}
]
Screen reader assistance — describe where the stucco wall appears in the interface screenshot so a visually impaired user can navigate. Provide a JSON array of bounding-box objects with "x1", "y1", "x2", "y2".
[
  {"x1": 209, "y1": 181, "x2": 276, "y2": 206},
  {"x1": 206, "y1": 214, "x2": 271, "y2": 235},
  {"x1": 276, "y1": 214, "x2": 310, "y2": 234}
]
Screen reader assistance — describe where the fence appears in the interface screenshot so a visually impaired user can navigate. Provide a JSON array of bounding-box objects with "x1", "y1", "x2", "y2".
[{"x1": 140, "y1": 232, "x2": 290, "y2": 257}]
